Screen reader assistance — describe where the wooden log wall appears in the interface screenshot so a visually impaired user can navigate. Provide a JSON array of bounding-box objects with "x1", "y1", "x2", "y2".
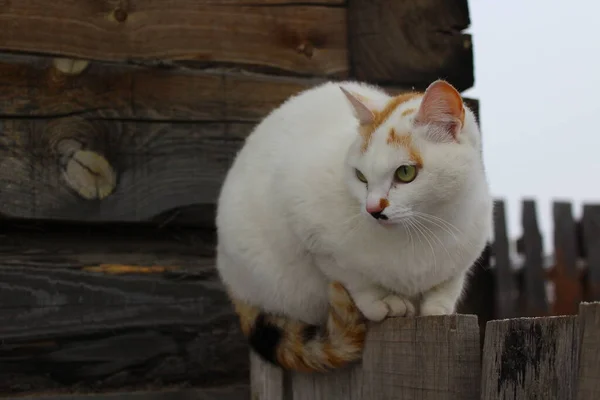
[{"x1": 0, "y1": 0, "x2": 477, "y2": 397}]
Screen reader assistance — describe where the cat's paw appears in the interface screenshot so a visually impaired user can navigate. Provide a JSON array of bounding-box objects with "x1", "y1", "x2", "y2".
[
  {"x1": 354, "y1": 292, "x2": 415, "y2": 321},
  {"x1": 420, "y1": 301, "x2": 454, "y2": 316},
  {"x1": 382, "y1": 294, "x2": 415, "y2": 317}
]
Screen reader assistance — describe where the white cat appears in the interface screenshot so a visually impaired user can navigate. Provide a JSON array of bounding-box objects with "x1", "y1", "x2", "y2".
[{"x1": 215, "y1": 79, "x2": 493, "y2": 372}]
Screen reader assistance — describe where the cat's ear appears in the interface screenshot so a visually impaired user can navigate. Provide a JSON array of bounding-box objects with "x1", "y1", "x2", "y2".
[
  {"x1": 340, "y1": 86, "x2": 376, "y2": 125},
  {"x1": 414, "y1": 80, "x2": 465, "y2": 141}
]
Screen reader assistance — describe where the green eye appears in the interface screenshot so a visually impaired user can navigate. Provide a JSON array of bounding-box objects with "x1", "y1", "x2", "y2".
[
  {"x1": 395, "y1": 165, "x2": 417, "y2": 183},
  {"x1": 355, "y1": 169, "x2": 367, "y2": 183}
]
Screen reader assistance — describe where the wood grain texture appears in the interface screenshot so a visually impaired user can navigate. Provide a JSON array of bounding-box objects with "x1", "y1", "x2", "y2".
[
  {"x1": 0, "y1": 54, "x2": 320, "y2": 121},
  {"x1": 577, "y1": 302, "x2": 600, "y2": 400},
  {"x1": 492, "y1": 200, "x2": 517, "y2": 318},
  {"x1": 0, "y1": 223, "x2": 247, "y2": 395},
  {"x1": 0, "y1": 1, "x2": 347, "y2": 77},
  {"x1": 582, "y1": 205, "x2": 600, "y2": 301},
  {"x1": 20, "y1": 384, "x2": 250, "y2": 400},
  {"x1": 521, "y1": 199, "x2": 548, "y2": 316},
  {"x1": 481, "y1": 316, "x2": 579, "y2": 400},
  {"x1": 250, "y1": 351, "x2": 285, "y2": 400},
  {"x1": 0, "y1": 118, "x2": 247, "y2": 224},
  {"x1": 347, "y1": 0, "x2": 474, "y2": 91},
  {"x1": 552, "y1": 202, "x2": 583, "y2": 315},
  {"x1": 251, "y1": 315, "x2": 481, "y2": 400}
]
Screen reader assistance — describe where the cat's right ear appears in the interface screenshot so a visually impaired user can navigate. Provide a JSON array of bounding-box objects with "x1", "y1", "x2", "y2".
[{"x1": 340, "y1": 87, "x2": 375, "y2": 125}]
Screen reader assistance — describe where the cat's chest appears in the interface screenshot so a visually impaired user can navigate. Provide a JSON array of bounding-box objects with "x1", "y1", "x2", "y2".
[{"x1": 328, "y1": 227, "x2": 473, "y2": 295}]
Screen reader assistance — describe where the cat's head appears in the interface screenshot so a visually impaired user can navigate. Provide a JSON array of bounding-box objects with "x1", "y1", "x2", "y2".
[{"x1": 341, "y1": 80, "x2": 483, "y2": 226}]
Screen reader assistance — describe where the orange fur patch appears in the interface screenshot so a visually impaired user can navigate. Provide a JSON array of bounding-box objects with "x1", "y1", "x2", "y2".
[
  {"x1": 360, "y1": 92, "x2": 422, "y2": 152},
  {"x1": 401, "y1": 108, "x2": 416, "y2": 117},
  {"x1": 386, "y1": 128, "x2": 423, "y2": 167},
  {"x1": 379, "y1": 198, "x2": 389, "y2": 209}
]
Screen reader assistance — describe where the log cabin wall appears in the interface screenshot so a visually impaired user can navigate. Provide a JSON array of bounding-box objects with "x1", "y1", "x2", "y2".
[{"x1": 0, "y1": 0, "x2": 476, "y2": 397}]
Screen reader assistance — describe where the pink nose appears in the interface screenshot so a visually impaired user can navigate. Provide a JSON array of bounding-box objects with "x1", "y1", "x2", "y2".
[
  {"x1": 366, "y1": 203, "x2": 383, "y2": 214},
  {"x1": 366, "y1": 198, "x2": 389, "y2": 214}
]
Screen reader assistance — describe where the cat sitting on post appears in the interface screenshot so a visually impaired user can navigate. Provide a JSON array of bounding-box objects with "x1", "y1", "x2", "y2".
[{"x1": 215, "y1": 79, "x2": 493, "y2": 372}]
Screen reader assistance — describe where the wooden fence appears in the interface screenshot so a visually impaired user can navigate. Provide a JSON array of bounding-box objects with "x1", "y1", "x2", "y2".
[
  {"x1": 457, "y1": 199, "x2": 600, "y2": 339},
  {"x1": 251, "y1": 302, "x2": 600, "y2": 400}
]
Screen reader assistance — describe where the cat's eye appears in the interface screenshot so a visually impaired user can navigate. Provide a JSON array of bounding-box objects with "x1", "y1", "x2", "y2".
[
  {"x1": 395, "y1": 165, "x2": 417, "y2": 183},
  {"x1": 355, "y1": 169, "x2": 367, "y2": 183}
]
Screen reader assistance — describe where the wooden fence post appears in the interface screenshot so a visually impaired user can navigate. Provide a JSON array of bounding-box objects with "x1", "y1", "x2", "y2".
[
  {"x1": 250, "y1": 315, "x2": 481, "y2": 400},
  {"x1": 576, "y1": 302, "x2": 600, "y2": 399},
  {"x1": 521, "y1": 199, "x2": 548, "y2": 316},
  {"x1": 581, "y1": 205, "x2": 600, "y2": 301},
  {"x1": 552, "y1": 202, "x2": 582, "y2": 315},
  {"x1": 492, "y1": 200, "x2": 517, "y2": 318},
  {"x1": 481, "y1": 315, "x2": 580, "y2": 400}
]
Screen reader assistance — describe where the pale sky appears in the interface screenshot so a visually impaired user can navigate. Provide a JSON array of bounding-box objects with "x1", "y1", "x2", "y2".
[{"x1": 464, "y1": 0, "x2": 600, "y2": 253}]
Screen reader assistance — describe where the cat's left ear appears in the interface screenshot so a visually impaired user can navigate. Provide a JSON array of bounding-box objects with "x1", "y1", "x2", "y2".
[
  {"x1": 340, "y1": 86, "x2": 376, "y2": 125},
  {"x1": 414, "y1": 80, "x2": 465, "y2": 141}
]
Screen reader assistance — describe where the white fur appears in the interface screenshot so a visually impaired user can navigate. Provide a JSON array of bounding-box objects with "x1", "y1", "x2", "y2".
[{"x1": 215, "y1": 80, "x2": 493, "y2": 325}]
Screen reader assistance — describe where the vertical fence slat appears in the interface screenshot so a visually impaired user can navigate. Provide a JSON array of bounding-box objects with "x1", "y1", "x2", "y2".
[
  {"x1": 582, "y1": 205, "x2": 600, "y2": 301},
  {"x1": 251, "y1": 315, "x2": 481, "y2": 400},
  {"x1": 481, "y1": 316, "x2": 579, "y2": 400},
  {"x1": 552, "y1": 202, "x2": 582, "y2": 315},
  {"x1": 576, "y1": 302, "x2": 600, "y2": 399},
  {"x1": 493, "y1": 200, "x2": 517, "y2": 318},
  {"x1": 250, "y1": 351, "x2": 285, "y2": 400},
  {"x1": 521, "y1": 200, "x2": 548, "y2": 316}
]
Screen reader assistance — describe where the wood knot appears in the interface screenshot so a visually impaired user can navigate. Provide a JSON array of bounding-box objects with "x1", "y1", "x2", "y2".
[
  {"x1": 296, "y1": 41, "x2": 314, "y2": 58},
  {"x1": 52, "y1": 58, "x2": 90, "y2": 76},
  {"x1": 113, "y1": 8, "x2": 128, "y2": 22},
  {"x1": 59, "y1": 141, "x2": 116, "y2": 200}
]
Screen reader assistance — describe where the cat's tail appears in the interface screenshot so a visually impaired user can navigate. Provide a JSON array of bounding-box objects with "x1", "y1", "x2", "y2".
[{"x1": 229, "y1": 282, "x2": 367, "y2": 372}]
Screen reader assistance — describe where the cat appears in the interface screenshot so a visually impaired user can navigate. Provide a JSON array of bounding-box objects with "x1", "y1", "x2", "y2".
[{"x1": 215, "y1": 79, "x2": 493, "y2": 372}]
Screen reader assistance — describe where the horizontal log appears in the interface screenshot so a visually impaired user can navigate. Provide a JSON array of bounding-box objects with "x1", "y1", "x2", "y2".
[
  {"x1": 0, "y1": 1, "x2": 347, "y2": 77},
  {"x1": 348, "y1": 0, "x2": 474, "y2": 91},
  {"x1": 0, "y1": 223, "x2": 247, "y2": 396},
  {"x1": 0, "y1": 118, "x2": 246, "y2": 224},
  {"x1": 20, "y1": 385, "x2": 250, "y2": 399},
  {"x1": 0, "y1": 54, "x2": 321, "y2": 121}
]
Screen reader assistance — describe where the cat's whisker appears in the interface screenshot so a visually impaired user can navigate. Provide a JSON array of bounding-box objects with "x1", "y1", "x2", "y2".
[
  {"x1": 413, "y1": 216, "x2": 453, "y2": 262},
  {"x1": 409, "y1": 217, "x2": 437, "y2": 271}
]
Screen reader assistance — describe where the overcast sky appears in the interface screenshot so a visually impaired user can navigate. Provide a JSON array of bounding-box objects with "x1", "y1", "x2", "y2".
[{"x1": 463, "y1": 0, "x2": 600, "y2": 253}]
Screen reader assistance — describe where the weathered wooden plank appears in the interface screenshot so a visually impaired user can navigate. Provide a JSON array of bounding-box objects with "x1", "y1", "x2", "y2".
[
  {"x1": 0, "y1": 222, "x2": 247, "y2": 395},
  {"x1": 0, "y1": 118, "x2": 247, "y2": 224},
  {"x1": 552, "y1": 201, "x2": 582, "y2": 315},
  {"x1": 19, "y1": 384, "x2": 250, "y2": 400},
  {"x1": 0, "y1": 54, "x2": 321, "y2": 121},
  {"x1": 347, "y1": 0, "x2": 474, "y2": 91},
  {"x1": 492, "y1": 200, "x2": 517, "y2": 318},
  {"x1": 481, "y1": 316, "x2": 579, "y2": 400},
  {"x1": 0, "y1": 1, "x2": 347, "y2": 77},
  {"x1": 250, "y1": 351, "x2": 285, "y2": 400},
  {"x1": 582, "y1": 205, "x2": 600, "y2": 301},
  {"x1": 251, "y1": 315, "x2": 481, "y2": 400},
  {"x1": 521, "y1": 199, "x2": 548, "y2": 316},
  {"x1": 577, "y1": 302, "x2": 600, "y2": 400}
]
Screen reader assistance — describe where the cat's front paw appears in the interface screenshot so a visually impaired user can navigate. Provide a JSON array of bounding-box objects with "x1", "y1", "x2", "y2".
[
  {"x1": 354, "y1": 292, "x2": 415, "y2": 322},
  {"x1": 420, "y1": 301, "x2": 454, "y2": 316}
]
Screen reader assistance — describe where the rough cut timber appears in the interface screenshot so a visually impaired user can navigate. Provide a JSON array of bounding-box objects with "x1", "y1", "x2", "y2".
[
  {"x1": 0, "y1": 222, "x2": 248, "y2": 396},
  {"x1": 0, "y1": 0, "x2": 348, "y2": 77},
  {"x1": 0, "y1": 55, "x2": 479, "y2": 225},
  {"x1": 481, "y1": 316, "x2": 579, "y2": 400},
  {"x1": 251, "y1": 315, "x2": 481, "y2": 400},
  {"x1": 348, "y1": 0, "x2": 474, "y2": 91}
]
